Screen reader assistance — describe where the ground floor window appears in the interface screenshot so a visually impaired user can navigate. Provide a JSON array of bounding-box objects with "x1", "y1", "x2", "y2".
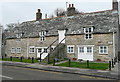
[
  {"x1": 99, "y1": 46, "x2": 108, "y2": 54},
  {"x1": 43, "y1": 48, "x2": 47, "y2": 53},
  {"x1": 79, "y1": 47, "x2": 84, "y2": 53},
  {"x1": 29, "y1": 46, "x2": 35, "y2": 53},
  {"x1": 16, "y1": 48, "x2": 21, "y2": 53},
  {"x1": 11, "y1": 48, "x2": 16, "y2": 53},
  {"x1": 67, "y1": 45, "x2": 74, "y2": 53},
  {"x1": 79, "y1": 46, "x2": 93, "y2": 53}
]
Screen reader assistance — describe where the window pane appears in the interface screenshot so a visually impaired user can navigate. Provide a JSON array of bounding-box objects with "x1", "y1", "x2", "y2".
[
  {"x1": 79, "y1": 47, "x2": 84, "y2": 53},
  {"x1": 38, "y1": 49, "x2": 42, "y2": 53},
  {"x1": 44, "y1": 48, "x2": 47, "y2": 53},
  {"x1": 87, "y1": 47, "x2": 92, "y2": 53}
]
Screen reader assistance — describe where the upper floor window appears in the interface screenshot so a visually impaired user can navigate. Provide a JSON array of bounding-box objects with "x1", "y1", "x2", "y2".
[
  {"x1": 39, "y1": 31, "x2": 47, "y2": 37},
  {"x1": 84, "y1": 27, "x2": 93, "y2": 40},
  {"x1": 85, "y1": 34, "x2": 92, "y2": 39},
  {"x1": 84, "y1": 27, "x2": 93, "y2": 33},
  {"x1": 16, "y1": 33, "x2": 22, "y2": 38},
  {"x1": 39, "y1": 31, "x2": 47, "y2": 42},
  {"x1": 99, "y1": 46, "x2": 108, "y2": 54}
]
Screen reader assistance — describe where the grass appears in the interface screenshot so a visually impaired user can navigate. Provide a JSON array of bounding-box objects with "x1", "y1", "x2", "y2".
[
  {"x1": 56, "y1": 61, "x2": 109, "y2": 70},
  {"x1": 0, "y1": 57, "x2": 39, "y2": 63}
]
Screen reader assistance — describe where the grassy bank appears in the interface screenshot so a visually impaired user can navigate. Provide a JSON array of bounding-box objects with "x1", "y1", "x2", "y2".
[
  {"x1": 0, "y1": 57, "x2": 39, "y2": 63},
  {"x1": 56, "y1": 61, "x2": 109, "y2": 70}
]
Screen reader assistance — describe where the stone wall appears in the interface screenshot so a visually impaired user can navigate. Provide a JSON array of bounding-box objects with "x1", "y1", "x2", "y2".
[
  {"x1": 66, "y1": 33, "x2": 116, "y2": 61},
  {"x1": 5, "y1": 36, "x2": 58, "y2": 58},
  {"x1": 5, "y1": 33, "x2": 117, "y2": 61}
]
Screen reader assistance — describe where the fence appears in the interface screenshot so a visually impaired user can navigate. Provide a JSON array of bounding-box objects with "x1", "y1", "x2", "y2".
[{"x1": 1, "y1": 56, "x2": 37, "y2": 63}]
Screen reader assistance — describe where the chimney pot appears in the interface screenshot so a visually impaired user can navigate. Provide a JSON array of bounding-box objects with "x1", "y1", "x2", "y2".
[
  {"x1": 38, "y1": 9, "x2": 41, "y2": 12},
  {"x1": 69, "y1": 4, "x2": 71, "y2": 7},
  {"x1": 72, "y1": 4, "x2": 74, "y2": 7}
]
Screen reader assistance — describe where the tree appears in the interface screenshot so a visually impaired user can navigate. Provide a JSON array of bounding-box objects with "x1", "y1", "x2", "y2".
[
  {"x1": 54, "y1": 8, "x2": 84, "y2": 17},
  {"x1": 6, "y1": 23, "x2": 18, "y2": 31}
]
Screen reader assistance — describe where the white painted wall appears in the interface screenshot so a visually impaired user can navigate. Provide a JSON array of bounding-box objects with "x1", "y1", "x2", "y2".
[{"x1": 58, "y1": 30, "x2": 66, "y2": 43}]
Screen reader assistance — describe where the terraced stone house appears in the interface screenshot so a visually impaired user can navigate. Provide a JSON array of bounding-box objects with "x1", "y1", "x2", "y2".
[{"x1": 3, "y1": 0, "x2": 120, "y2": 61}]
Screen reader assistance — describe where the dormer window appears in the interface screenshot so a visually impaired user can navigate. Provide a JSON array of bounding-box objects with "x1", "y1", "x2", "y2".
[
  {"x1": 16, "y1": 33, "x2": 22, "y2": 38},
  {"x1": 84, "y1": 27, "x2": 93, "y2": 33},
  {"x1": 39, "y1": 31, "x2": 47, "y2": 41},
  {"x1": 84, "y1": 27, "x2": 94, "y2": 40},
  {"x1": 16, "y1": 33, "x2": 23, "y2": 38}
]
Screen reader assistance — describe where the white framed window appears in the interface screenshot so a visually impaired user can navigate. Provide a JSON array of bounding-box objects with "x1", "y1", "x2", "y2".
[
  {"x1": 39, "y1": 31, "x2": 46, "y2": 36},
  {"x1": 16, "y1": 33, "x2": 22, "y2": 38},
  {"x1": 99, "y1": 46, "x2": 108, "y2": 54},
  {"x1": 79, "y1": 47, "x2": 84, "y2": 53},
  {"x1": 40, "y1": 36, "x2": 45, "y2": 41},
  {"x1": 67, "y1": 45, "x2": 74, "y2": 53},
  {"x1": 29, "y1": 46, "x2": 35, "y2": 53},
  {"x1": 84, "y1": 27, "x2": 93, "y2": 40},
  {"x1": 11, "y1": 48, "x2": 16, "y2": 53},
  {"x1": 43, "y1": 48, "x2": 47, "y2": 53},
  {"x1": 84, "y1": 27, "x2": 93, "y2": 33},
  {"x1": 16, "y1": 48, "x2": 21, "y2": 53},
  {"x1": 87, "y1": 47, "x2": 92, "y2": 53},
  {"x1": 38, "y1": 48, "x2": 42, "y2": 53},
  {"x1": 85, "y1": 34, "x2": 93, "y2": 39},
  {"x1": 39, "y1": 31, "x2": 47, "y2": 42}
]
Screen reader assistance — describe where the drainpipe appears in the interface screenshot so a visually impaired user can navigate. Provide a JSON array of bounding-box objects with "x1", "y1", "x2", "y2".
[{"x1": 113, "y1": 32, "x2": 115, "y2": 58}]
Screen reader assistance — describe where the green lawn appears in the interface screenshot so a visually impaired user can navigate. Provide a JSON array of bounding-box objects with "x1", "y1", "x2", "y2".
[
  {"x1": 56, "y1": 61, "x2": 109, "y2": 70},
  {"x1": 0, "y1": 57, "x2": 39, "y2": 63}
]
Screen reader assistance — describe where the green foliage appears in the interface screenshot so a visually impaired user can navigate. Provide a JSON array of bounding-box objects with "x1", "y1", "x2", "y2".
[
  {"x1": 56, "y1": 61, "x2": 109, "y2": 70},
  {"x1": 1, "y1": 57, "x2": 39, "y2": 63}
]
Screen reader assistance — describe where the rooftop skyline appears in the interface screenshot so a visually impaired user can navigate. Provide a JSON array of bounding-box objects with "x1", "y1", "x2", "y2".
[{"x1": 0, "y1": 0, "x2": 120, "y2": 28}]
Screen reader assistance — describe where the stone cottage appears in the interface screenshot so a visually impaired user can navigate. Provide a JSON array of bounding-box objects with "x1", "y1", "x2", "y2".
[{"x1": 3, "y1": 0, "x2": 120, "y2": 61}]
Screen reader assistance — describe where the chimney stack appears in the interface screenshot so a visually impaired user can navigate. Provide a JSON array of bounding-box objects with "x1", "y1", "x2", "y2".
[
  {"x1": 112, "y1": 0, "x2": 118, "y2": 10},
  {"x1": 69, "y1": 4, "x2": 71, "y2": 8},
  {"x1": 36, "y1": 9, "x2": 42, "y2": 20},
  {"x1": 67, "y1": 4, "x2": 75, "y2": 16}
]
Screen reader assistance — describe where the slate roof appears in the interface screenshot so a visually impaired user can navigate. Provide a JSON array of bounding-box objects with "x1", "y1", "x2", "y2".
[{"x1": 6, "y1": 10, "x2": 119, "y2": 39}]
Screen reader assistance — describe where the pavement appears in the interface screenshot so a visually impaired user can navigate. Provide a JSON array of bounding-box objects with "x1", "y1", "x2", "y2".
[{"x1": 1, "y1": 61, "x2": 120, "y2": 80}]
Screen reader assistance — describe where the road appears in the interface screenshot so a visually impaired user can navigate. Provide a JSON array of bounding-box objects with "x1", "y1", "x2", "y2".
[{"x1": 2, "y1": 65, "x2": 112, "y2": 80}]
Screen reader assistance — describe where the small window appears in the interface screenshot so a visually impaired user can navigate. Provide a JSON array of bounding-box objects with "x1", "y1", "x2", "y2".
[
  {"x1": 16, "y1": 33, "x2": 22, "y2": 38},
  {"x1": 11, "y1": 48, "x2": 16, "y2": 53},
  {"x1": 40, "y1": 36, "x2": 45, "y2": 41},
  {"x1": 99, "y1": 46, "x2": 108, "y2": 54},
  {"x1": 87, "y1": 47, "x2": 92, "y2": 53},
  {"x1": 39, "y1": 31, "x2": 46, "y2": 36},
  {"x1": 79, "y1": 47, "x2": 84, "y2": 53},
  {"x1": 84, "y1": 27, "x2": 93, "y2": 33},
  {"x1": 38, "y1": 49, "x2": 42, "y2": 53},
  {"x1": 16, "y1": 48, "x2": 21, "y2": 53},
  {"x1": 29, "y1": 46, "x2": 35, "y2": 53},
  {"x1": 43, "y1": 48, "x2": 47, "y2": 53},
  {"x1": 67, "y1": 45, "x2": 74, "y2": 53},
  {"x1": 85, "y1": 34, "x2": 92, "y2": 39}
]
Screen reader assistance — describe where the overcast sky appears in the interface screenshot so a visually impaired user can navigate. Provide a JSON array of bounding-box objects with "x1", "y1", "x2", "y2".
[{"x1": 0, "y1": 0, "x2": 120, "y2": 28}]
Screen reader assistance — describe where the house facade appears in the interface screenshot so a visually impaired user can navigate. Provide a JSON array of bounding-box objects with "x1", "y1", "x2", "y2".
[{"x1": 3, "y1": 1, "x2": 119, "y2": 61}]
